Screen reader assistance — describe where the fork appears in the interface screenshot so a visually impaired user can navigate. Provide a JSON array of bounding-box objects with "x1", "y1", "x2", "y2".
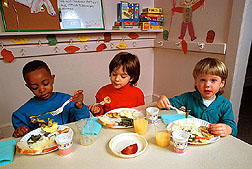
[
  {"x1": 94, "y1": 100, "x2": 106, "y2": 106},
  {"x1": 51, "y1": 99, "x2": 70, "y2": 116},
  {"x1": 169, "y1": 105, "x2": 186, "y2": 115}
]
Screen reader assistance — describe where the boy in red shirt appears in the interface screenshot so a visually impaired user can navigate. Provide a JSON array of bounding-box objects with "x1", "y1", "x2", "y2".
[{"x1": 88, "y1": 52, "x2": 145, "y2": 116}]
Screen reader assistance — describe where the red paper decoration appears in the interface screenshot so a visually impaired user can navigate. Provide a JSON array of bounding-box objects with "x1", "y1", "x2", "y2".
[
  {"x1": 128, "y1": 32, "x2": 139, "y2": 39},
  {"x1": 104, "y1": 32, "x2": 111, "y2": 42},
  {"x1": 64, "y1": 46, "x2": 80, "y2": 53},
  {"x1": 181, "y1": 40, "x2": 187, "y2": 54},
  {"x1": 1, "y1": 48, "x2": 14, "y2": 62},
  {"x1": 96, "y1": 43, "x2": 107, "y2": 51}
]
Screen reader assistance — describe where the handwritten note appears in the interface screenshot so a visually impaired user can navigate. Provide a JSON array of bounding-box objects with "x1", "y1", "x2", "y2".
[{"x1": 57, "y1": 0, "x2": 104, "y2": 29}]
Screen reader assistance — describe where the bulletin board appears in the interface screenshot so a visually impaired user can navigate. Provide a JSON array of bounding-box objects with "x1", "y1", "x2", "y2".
[{"x1": 0, "y1": 0, "x2": 105, "y2": 32}]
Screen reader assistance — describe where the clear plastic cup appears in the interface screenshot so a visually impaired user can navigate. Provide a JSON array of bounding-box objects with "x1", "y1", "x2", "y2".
[
  {"x1": 75, "y1": 118, "x2": 95, "y2": 146},
  {"x1": 133, "y1": 113, "x2": 148, "y2": 135},
  {"x1": 154, "y1": 119, "x2": 171, "y2": 147}
]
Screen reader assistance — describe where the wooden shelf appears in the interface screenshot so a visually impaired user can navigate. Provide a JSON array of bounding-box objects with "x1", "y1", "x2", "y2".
[
  {"x1": 154, "y1": 40, "x2": 227, "y2": 54},
  {"x1": 0, "y1": 29, "x2": 162, "y2": 36}
]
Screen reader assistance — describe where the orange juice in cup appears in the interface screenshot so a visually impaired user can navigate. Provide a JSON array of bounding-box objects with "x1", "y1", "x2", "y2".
[
  {"x1": 154, "y1": 119, "x2": 171, "y2": 147},
  {"x1": 133, "y1": 113, "x2": 148, "y2": 135},
  {"x1": 156, "y1": 131, "x2": 170, "y2": 147}
]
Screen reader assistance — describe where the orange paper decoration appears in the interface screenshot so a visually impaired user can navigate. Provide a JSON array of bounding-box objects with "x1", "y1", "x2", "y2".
[
  {"x1": 64, "y1": 46, "x2": 80, "y2": 53},
  {"x1": 1, "y1": 48, "x2": 14, "y2": 62},
  {"x1": 96, "y1": 43, "x2": 107, "y2": 51}
]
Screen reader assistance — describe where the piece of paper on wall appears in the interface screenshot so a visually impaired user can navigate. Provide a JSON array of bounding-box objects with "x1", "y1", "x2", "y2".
[
  {"x1": 9, "y1": 37, "x2": 30, "y2": 44},
  {"x1": 1, "y1": 49, "x2": 15, "y2": 62},
  {"x1": 15, "y1": 0, "x2": 56, "y2": 16},
  {"x1": 77, "y1": 34, "x2": 91, "y2": 42},
  {"x1": 58, "y1": 0, "x2": 104, "y2": 29},
  {"x1": 64, "y1": 46, "x2": 80, "y2": 53},
  {"x1": 46, "y1": 34, "x2": 57, "y2": 45}
]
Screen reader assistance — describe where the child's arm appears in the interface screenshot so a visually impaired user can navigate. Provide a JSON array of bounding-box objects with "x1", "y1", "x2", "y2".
[
  {"x1": 13, "y1": 126, "x2": 29, "y2": 138},
  {"x1": 70, "y1": 90, "x2": 84, "y2": 109},
  {"x1": 88, "y1": 105, "x2": 101, "y2": 115},
  {"x1": 157, "y1": 95, "x2": 171, "y2": 109},
  {"x1": 209, "y1": 123, "x2": 232, "y2": 137}
]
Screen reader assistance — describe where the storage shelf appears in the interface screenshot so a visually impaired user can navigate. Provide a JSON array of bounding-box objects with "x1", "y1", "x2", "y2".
[
  {"x1": 154, "y1": 40, "x2": 226, "y2": 54},
  {"x1": 0, "y1": 29, "x2": 162, "y2": 36}
]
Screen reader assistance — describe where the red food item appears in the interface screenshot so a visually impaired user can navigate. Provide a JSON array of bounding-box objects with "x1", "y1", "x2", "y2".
[{"x1": 121, "y1": 143, "x2": 138, "y2": 155}]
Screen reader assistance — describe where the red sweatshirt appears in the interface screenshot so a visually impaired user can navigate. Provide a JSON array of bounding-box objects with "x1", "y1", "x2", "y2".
[{"x1": 94, "y1": 83, "x2": 145, "y2": 116}]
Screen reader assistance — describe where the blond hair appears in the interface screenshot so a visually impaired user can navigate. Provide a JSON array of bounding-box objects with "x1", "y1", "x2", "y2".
[{"x1": 193, "y1": 57, "x2": 228, "y2": 94}]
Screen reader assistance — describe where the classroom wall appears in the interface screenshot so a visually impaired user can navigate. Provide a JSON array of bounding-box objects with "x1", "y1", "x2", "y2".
[
  {"x1": 0, "y1": 0, "x2": 155, "y2": 138},
  {"x1": 153, "y1": 0, "x2": 252, "y2": 124}
]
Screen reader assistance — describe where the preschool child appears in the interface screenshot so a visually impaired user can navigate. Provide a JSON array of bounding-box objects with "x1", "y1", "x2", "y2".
[
  {"x1": 88, "y1": 52, "x2": 145, "y2": 116},
  {"x1": 12, "y1": 60, "x2": 90, "y2": 138},
  {"x1": 157, "y1": 57, "x2": 237, "y2": 136}
]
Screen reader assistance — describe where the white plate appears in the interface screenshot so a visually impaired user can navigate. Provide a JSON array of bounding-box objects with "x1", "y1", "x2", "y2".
[
  {"x1": 105, "y1": 108, "x2": 142, "y2": 128},
  {"x1": 19, "y1": 125, "x2": 74, "y2": 155},
  {"x1": 109, "y1": 133, "x2": 148, "y2": 158},
  {"x1": 167, "y1": 118, "x2": 220, "y2": 145}
]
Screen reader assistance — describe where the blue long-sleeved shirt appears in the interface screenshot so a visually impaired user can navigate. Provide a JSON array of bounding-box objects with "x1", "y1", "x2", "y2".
[
  {"x1": 169, "y1": 91, "x2": 238, "y2": 136},
  {"x1": 12, "y1": 92, "x2": 90, "y2": 130}
]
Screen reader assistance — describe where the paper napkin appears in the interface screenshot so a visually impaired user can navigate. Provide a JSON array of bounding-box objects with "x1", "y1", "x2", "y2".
[
  {"x1": 0, "y1": 140, "x2": 17, "y2": 166},
  {"x1": 82, "y1": 117, "x2": 102, "y2": 136},
  {"x1": 161, "y1": 114, "x2": 192, "y2": 125}
]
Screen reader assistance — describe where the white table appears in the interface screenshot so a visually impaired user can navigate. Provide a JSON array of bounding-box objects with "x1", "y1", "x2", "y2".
[{"x1": 1, "y1": 104, "x2": 252, "y2": 169}]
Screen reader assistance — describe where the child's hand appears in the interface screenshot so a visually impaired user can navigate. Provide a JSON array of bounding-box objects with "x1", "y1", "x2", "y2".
[
  {"x1": 157, "y1": 95, "x2": 171, "y2": 109},
  {"x1": 13, "y1": 126, "x2": 29, "y2": 138},
  {"x1": 209, "y1": 123, "x2": 232, "y2": 137},
  {"x1": 88, "y1": 105, "x2": 101, "y2": 114},
  {"x1": 70, "y1": 90, "x2": 84, "y2": 109}
]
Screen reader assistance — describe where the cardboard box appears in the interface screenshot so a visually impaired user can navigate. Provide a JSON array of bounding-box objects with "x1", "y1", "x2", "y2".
[
  {"x1": 112, "y1": 26, "x2": 141, "y2": 30},
  {"x1": 117, "y1": 1, "x2": 140, "y2": 22},
  {"x1": 140, "y1": 16, "x2": 164, "y2": 22},
  {"x1": 142, "y1": 8, "x2": 162, "y2": 14},
  {"x1": 140, "y1": 22, "x2": 163, "y2": 30}
]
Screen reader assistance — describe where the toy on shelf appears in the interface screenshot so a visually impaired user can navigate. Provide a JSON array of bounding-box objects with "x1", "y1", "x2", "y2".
[
  {"x1": 112, "y1": 1, "x2": 141, "y2": 30},
  {"x1": 139, "y1": 8, "x2": 163, "y2": 31}
]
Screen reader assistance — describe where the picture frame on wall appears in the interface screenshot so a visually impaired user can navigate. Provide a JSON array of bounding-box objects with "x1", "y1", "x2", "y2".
[{"x1": 0, "y1": 0, "x2": 105, "y2": 32}]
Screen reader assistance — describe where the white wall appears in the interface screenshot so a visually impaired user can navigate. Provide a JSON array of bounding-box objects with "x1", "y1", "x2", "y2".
[{"x1": 153, "y1": 0, "x2": 252, "y2": 123}]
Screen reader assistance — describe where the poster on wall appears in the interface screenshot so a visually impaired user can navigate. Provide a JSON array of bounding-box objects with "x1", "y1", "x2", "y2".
[{"x1": 0, "y1": 0, "x2": 105, "y2": 32}]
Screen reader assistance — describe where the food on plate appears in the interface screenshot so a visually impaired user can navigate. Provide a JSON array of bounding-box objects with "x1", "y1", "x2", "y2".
[
  {"x1": 104, "y1": 96, "x2": 111, "y2": 104},
  {"x1": 42, "y1": 122, "x2": 58, "y2": 133},
  {"x1": 106, "y1": 112, "x2": 120, "y2": 118},
  {"x1": 118, "y1": 116, "x2": 133, "y2": 127},
  {"x1": 17, "y1": 134, "x2": 56, "y2": 154},
  {"x1": 57, "y1": 128, "x2": 70, "y2": 134},
  {"x1": 100, "y1": 109, "x2": 137, "y2": 127},
  {"x1": 121, "y1": 143, "x2": 138, "y2": 155},
  {"x1": 169, "y1": 119, "x2": 215, "y2": 144},
  {"x1": 119, "y1": 110, "x2": 134, "y2": 119},
  {"x1": 98, "y1": 116, "x2": 116, "y2": 127}
]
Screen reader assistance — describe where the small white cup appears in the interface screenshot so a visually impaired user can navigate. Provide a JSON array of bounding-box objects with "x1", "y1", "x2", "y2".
[{"x1": 146, "y1": 107, "x2": 159, "y2": 123}]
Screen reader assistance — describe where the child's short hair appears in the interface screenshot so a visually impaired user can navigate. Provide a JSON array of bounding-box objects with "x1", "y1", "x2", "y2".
[
  {"x1": 109, "y1": 52, "x2": 140, "y2": 86},
  {"x1": 23, "y1": 60, "x2": 51, "y2": 82},
  {"x1": 193, "y1": 57, "x2": 228, "y2": 94}
]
